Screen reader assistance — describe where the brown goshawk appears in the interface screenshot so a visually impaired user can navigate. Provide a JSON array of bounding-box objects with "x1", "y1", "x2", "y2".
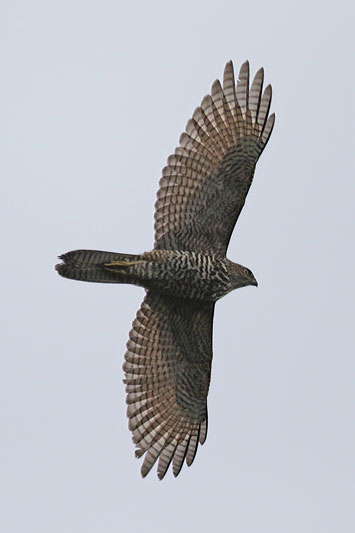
[{"x1": 56, "y1": 60, "x2": 275, "y2": 479}]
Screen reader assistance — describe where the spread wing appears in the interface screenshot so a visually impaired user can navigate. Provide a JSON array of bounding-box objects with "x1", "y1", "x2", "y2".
[
  {"x1": 124, "y1": 291, "x2": 215, "y2": 479},
  {"x1": 154, "y1": 60, "x2": 275, "y2": 255}
]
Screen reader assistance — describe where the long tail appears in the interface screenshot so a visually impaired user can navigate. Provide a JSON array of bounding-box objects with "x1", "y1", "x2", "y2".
[{"x1": 55, "y1": 249, "x2": 143, "y2": 283}]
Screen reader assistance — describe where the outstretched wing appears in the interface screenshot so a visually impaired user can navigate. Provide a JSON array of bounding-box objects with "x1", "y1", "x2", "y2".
[
  {"x1": 154, "y1": 60, "x2": 275, "y2": 255},
  {"x1": 124, "y1": 291, "x2": 215, "y2": 479}
]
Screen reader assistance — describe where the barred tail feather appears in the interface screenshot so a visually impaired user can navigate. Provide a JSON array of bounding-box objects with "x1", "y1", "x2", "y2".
[{"x1": 55, "y1": 249, "x2": 142, "y2": 283}]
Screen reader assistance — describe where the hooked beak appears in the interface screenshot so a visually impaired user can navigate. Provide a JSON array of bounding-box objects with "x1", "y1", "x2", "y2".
[{"x1": 251, "y1": 278, "x2": 258, "y2": 287}]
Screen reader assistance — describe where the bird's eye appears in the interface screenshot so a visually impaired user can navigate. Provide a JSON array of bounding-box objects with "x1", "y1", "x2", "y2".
[{"x1": 244, "y1": 268, "x2": 250, "y2": 275}]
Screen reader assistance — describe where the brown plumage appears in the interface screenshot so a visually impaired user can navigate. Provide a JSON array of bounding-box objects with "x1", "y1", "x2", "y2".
[{"x1": 56, "y1": 60, "x2": 275, "y2": 479}]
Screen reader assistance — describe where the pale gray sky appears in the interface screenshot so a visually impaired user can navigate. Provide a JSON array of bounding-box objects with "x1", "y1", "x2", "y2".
[{"x1": 2, "y1": 1, "x2": 355, "y2": 532}]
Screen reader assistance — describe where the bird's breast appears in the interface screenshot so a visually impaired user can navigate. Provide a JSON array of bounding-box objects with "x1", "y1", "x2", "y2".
[{"x1": 135, "y1": 250, "x2": 232, "y2": 301}]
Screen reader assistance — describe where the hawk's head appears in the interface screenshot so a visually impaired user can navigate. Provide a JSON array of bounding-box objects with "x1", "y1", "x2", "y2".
[{"x1": 227, "y1": 260, "x2": 258, "y2": 289}]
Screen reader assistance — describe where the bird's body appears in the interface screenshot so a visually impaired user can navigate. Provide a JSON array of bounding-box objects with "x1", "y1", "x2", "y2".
[
  {"x1": 56, "y1": 60, "x2": 275, "y2": 479},
  {"x1": 58, "y1": 249, "x2": 257, "y2": 300}
]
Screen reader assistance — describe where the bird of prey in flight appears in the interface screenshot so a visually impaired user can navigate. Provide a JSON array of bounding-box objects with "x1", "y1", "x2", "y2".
[{"x1": 56, "y1": 60, "x2": 275, "y2": 479}]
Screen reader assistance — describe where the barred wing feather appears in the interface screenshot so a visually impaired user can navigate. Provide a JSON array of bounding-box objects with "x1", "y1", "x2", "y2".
[
  {"x1": 124, "y1": 291, "x2": 214, "y2": 479},
  {"x1": 154, "y1": 60, "x2": 275, "y2": 255}
]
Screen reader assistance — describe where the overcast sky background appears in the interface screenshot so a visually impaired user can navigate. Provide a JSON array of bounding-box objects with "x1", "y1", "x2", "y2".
[{"x1": 2, "y1": 1, "x2": 355, "y2": 532}]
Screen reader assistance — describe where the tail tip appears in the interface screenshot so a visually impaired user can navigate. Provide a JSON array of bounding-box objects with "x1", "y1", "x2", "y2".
[
  {"x1": 55, "y1": 262, "x2": 63, "y2": 275},
  {"x1": 55, "y1": 253, "x2": 67, "y2": 275}
]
